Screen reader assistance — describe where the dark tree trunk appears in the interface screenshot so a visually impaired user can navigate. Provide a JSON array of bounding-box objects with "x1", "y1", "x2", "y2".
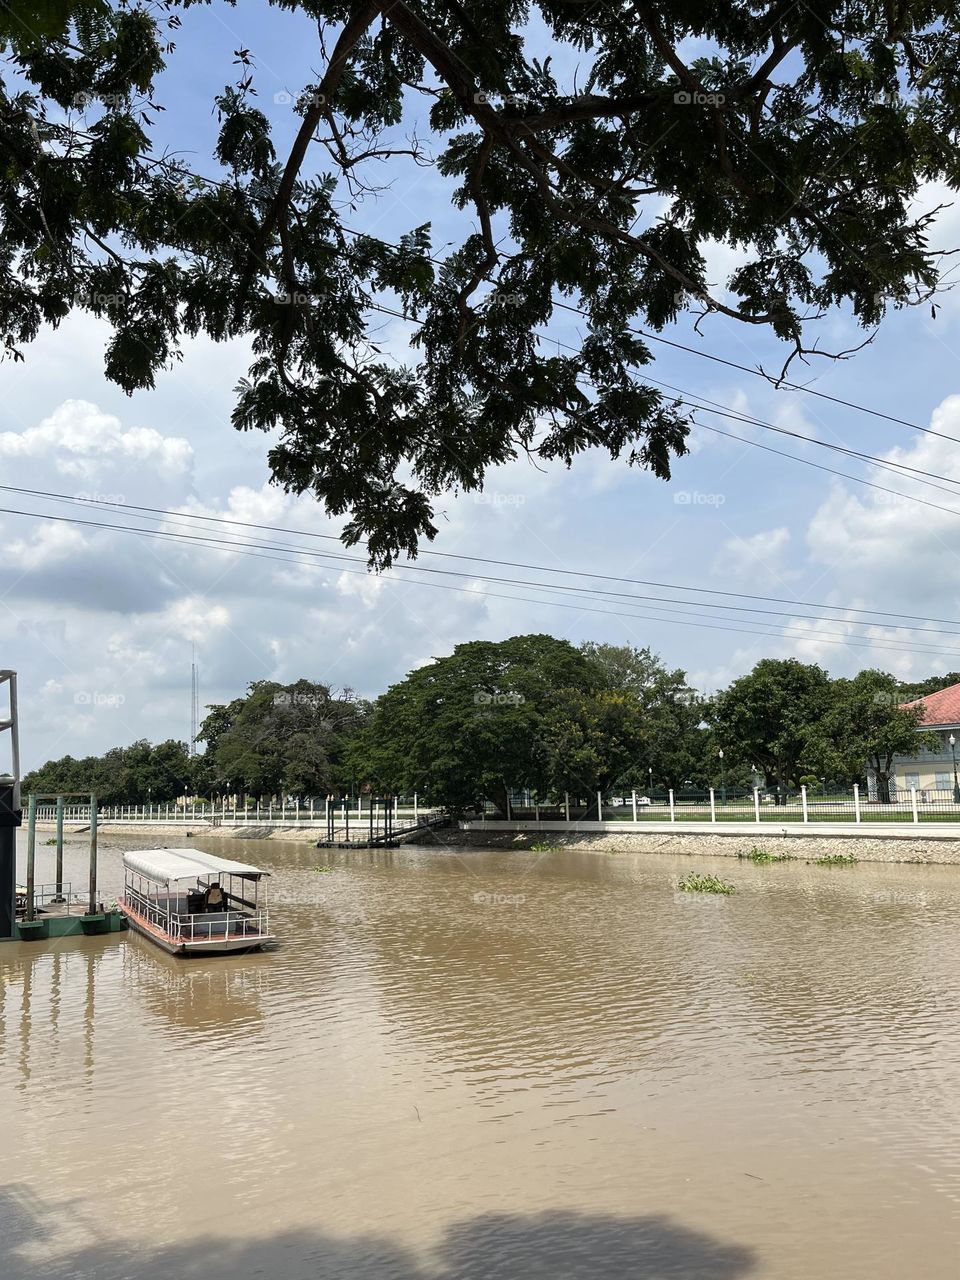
[
  {"x1": 580, "y1": 796, "x2": 601, "y2": 822},
  {"x1": 490, "y1": 781, "x2": 510, "y2": 819}
]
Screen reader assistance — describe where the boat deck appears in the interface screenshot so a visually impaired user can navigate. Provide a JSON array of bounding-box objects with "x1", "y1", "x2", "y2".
[{"x1": 120, "y1": 893, "x2": 272, "y2": 954}]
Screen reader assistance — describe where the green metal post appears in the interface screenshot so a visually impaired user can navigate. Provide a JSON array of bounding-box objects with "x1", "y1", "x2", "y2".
[
  {"x1": 55, "y1": 794, "x2": 65, "y2": 901},
  {"x1": 25, "y1": 793, "x2": 36, "y2": 922},
  {"x1": 88, "y1": 794, "x2": 98, "y2": 915}
]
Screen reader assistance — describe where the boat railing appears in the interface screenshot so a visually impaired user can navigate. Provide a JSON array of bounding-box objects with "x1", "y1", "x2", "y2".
[
  {"x1": 172, "y1": 909, "x2": 270, "y2": 942},
  {"x1": 123, "y1": 884, "x2": 269, "y2": 941}
]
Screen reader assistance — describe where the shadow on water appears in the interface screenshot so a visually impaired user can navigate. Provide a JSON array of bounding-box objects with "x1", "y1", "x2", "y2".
[{"x1": 0, "y1": 1185, "x2": 756, "y2": 1279}]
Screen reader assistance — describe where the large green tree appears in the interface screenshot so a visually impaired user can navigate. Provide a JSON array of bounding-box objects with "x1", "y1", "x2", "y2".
[
  {"x1": 539, "y1": 688, "x2": 648, "y2": 820},
  {"x1": 2, "y1": 2, "x2": 957, "y2": 561},
  {"x1": 711, "y1": 658, "x2": 832, "y2": 792},
  {"x1": 349, "y1": 634, "x2": 596, "y2": 813},
  {"x1": 812, "y1": 669, "x2": 932, "y2": 802},
  {"x1": 198, "y1": 679, "x2": 366, "y2": 798},
  {"x1": 579, "y1": 641, "x2": 707, "y2": 789}
]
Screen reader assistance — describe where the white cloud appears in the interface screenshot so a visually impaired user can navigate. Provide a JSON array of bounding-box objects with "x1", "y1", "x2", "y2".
[
  {"x1": 0, "y1": 399, "x2": 192, "y2": 480},
  {"x1": 795, "y1": 395, "x2": 960, "y2": 670},
  {"x1": 336, "y1": 570, "x2": 385, "y2": 608},
  {"x1": 713, "y1": 526, "x2": 794, "y2": 591},
  {"x1": 7, "y1": 521, "x2": 86, "y2": 570}
]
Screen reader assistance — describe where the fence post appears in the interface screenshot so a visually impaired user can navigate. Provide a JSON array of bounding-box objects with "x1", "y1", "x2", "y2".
[
  {"x1": 357, "y1": 794, "x2": 362, "y2": 819},
  {"x1": 564, "y1": 792, "x2": 570, "y2": 822},
  {"x1": 535, "y1": 799, "x2": 540, "y2": 825},
  {"x1": 597, "y1": 790, "x2": 603, "y2": 823},
  {"x1": 854, "y1": 783, "x2": 862, "y2": 824},
  {"x1": 753, "y1": 788, "x2": 761, "y2": 824},
  {"x1": 668, "y1": 789, "x2": 675, "y2": 823},
  {"x1": 709, "y1": 788, "x2": 716, "y2": 823},
  {"x1": 801, "y1": 785, "x2": 808, "y2": 824},
  {"x1": 506, "y1": 793, "x2": 512, "y2": 821},
  {"x1": 413, "y1": 792, "x2": 419, "y2": 824},
  {"x1": 631, "y1": 789, "x2": 637, "y2": 823},
  {"x1": 911, "y1": 785, "x2": 919, "y2": 825}
]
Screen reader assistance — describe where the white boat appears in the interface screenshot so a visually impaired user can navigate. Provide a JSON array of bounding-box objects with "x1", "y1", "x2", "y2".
[{"x1": 119, "y1": 848, "x2": 274, "y2": 956}]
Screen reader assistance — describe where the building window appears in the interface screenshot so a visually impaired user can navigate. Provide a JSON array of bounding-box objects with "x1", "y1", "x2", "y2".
[
  {"x1": 936, "y1": 772, "x2": 952, "y2": 792},
  {"x1": 904, "y1": 773, "x2": 921, "y2": 790}
]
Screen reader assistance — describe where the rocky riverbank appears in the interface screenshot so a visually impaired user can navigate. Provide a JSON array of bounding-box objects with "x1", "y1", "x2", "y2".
[
  {"x1": 35, "y1": 819, "x2": 960, "y2": 863},
  {"x1": 413, "y1": 825, "x2": 960, "y2": 865}
]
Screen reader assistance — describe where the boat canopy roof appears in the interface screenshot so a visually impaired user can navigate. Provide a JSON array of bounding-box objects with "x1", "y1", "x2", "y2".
[{"x1": 122, "y1": 848, "x2": 269, "y2": 886}]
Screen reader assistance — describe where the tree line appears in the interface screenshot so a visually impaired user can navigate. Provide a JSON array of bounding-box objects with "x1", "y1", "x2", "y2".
[{"x1": 23, "y1": 637, "x2": 941, "y2": 811}]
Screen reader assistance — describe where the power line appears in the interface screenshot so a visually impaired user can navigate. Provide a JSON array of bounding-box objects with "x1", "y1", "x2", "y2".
[
  {"x1": 4, "y1": 503, "x2": 960, "y2": 659},
  {"x1": 646, "y1": 383, "x2": 960, "y2": 502},
  {"x1": 5, "y1": 481, "x2": 960, "y2": 631},
  {"x1": 691, "y1": 418, "x2": 960, "y2": 525}
]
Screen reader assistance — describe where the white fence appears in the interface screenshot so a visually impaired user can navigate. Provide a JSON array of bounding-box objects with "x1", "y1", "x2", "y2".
[{"x1": 34, "y1": 795, "x2": 431, "y2": 827}]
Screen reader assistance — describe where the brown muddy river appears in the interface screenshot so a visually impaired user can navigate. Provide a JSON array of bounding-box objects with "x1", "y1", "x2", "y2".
[{"x1": 2, "y1": 831, "x2": 960, "y2": 1278}]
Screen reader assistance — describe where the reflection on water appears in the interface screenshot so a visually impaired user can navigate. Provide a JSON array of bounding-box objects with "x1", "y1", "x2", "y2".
[
  {"x1": 3, "y1": 834, "x2": 960, "y2": 1278},
  {"x1": 122, "y1": 944, "x2": 270, "y2": 1038}
]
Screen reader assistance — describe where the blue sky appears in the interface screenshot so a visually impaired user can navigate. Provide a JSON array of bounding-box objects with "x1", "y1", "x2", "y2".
[{"x1": 3, "y1": 2, "x2": 960, "y2": 770}]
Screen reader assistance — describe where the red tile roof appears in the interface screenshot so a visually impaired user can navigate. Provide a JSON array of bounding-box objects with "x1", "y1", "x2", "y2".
[{"x1": 902, "y1": 681, "x2": 960, "y2": 727}]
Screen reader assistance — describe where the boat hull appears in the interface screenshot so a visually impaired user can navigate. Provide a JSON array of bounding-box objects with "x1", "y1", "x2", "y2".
[{"x1": 119, "y1": 901, "x2": 274, "y2": 956}]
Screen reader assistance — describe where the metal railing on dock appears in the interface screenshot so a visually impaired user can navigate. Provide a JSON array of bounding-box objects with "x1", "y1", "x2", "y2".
[
  {"x1": 22, "y1": 792, "x2": 100, "y2": 923},
  {"x1": 15, "y1": 882, "x2": 77, "y2": 917}
]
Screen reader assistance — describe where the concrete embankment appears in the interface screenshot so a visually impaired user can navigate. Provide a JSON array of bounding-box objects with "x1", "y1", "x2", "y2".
[
  {"x1": 35, "y1": 821, "x2": 324, "y2": 844},
  {"x1": 36, "y1": 820, "x2": 960, "y2": 864},
  {"x1": 34, "y1": 821, "x2": 435, "y2": 846},
  {"x1": 413, "y1": 825, "x2": 960, "y2": 866}
]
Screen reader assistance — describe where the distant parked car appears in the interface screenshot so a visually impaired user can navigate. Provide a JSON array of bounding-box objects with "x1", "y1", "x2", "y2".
[{"x1": 637, "y1": 796, "x2": 652, "y2": 806}]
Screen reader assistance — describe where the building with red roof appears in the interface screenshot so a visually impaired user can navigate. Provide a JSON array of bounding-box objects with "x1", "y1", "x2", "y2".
[
  {"x1": 871, "y1": 681, "x2": 960, "y2": 799},
  {"x1": 901, "y1": 682, "x2": 960, "y2": 730}
]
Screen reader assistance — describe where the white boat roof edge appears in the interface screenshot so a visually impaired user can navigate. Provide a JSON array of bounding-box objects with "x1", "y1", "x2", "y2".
[{"x1": 122, "y1": 848, "x2": 270, "y2": 885}]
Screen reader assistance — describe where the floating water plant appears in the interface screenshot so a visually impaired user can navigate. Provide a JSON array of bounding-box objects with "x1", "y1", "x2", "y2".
[
  {"x1": 529, "y1": 841, "x2": 559, "y2": 852},
  {"x1": 738, "y1": 846, "x2": 792, "y2": 864},
  {"x1": 677, "y1": 873, "x2": 736, "y2": 895},
  {"x1": 815, "y1": 853, "x2": 858, "y2": 867}
]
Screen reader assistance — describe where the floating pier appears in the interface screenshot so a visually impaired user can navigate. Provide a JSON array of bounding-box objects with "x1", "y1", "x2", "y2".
[
  {"x1": 8, "y1": 793, "x2": 128, "y2": 941},
  {"x1": 0, "y1": 674, "x2": 125, "y2": 944},
  {"x1": 316, "y1": 795, "x2": 450, "y2": 849}
]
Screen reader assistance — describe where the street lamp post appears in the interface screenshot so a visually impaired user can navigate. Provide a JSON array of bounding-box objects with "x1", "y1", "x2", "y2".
[
  {"x1": 718, "y1": 749, "x2": 726, "y2": 804},
  {"x1": 648, "y1": 766, "x2": 653, "y2": 797},
  {"x1": 950, "y1": 734, "x2": 960, "y2": 804}
]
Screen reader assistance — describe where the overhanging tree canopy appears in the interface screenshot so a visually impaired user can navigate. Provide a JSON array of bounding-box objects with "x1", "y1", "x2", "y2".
[{"x1": 2, "y1": 1, "x2": 958, "y2": 562}]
